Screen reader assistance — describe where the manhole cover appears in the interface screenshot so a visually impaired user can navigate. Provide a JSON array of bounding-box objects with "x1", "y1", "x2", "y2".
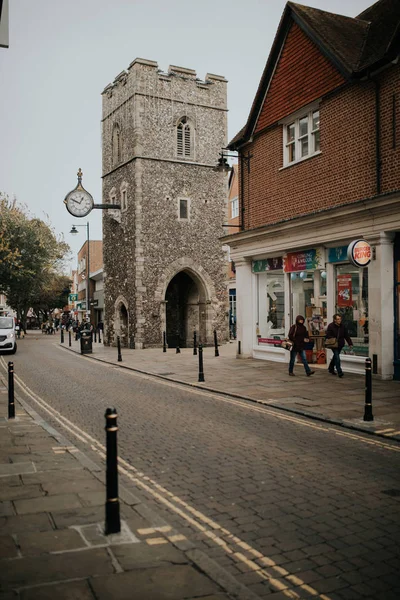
[{"x1": 382, "y1": 489, "x2": 400, "y2": 497}]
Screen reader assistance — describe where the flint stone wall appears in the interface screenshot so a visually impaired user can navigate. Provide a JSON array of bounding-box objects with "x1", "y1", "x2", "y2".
[{"x1": 102, "y1": 58, "x2": 229, "y2": 347}]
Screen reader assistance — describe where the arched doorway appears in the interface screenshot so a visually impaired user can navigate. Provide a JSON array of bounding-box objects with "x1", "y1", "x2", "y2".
[
  {"x1": 165, "y1": 270, "x2": 206, "y2": 348},
  {"x1": 114, "y1": 298, "x2": 129, "y2": 347}
]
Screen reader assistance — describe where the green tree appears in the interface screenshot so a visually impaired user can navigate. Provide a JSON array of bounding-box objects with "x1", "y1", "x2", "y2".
[
  {"x1": 31, "y1": 273, "x2": 72, "y2": 323},
  {"x1": 0, "y1": 195, "x2": 70, "y2": 328}
]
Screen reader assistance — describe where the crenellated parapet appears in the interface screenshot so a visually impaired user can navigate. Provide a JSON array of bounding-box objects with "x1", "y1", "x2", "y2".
[{"x1": 102, "y1": 57, "x2": 227, "y2": 121}]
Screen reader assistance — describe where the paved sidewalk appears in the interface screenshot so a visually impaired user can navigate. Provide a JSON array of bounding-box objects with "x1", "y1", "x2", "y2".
[
  {"x1": 0, "y1": 377, "x2": 253, "y2": 600},
  {"x1": 63, "y1": 337, "x2": 400, "y2": 441}
]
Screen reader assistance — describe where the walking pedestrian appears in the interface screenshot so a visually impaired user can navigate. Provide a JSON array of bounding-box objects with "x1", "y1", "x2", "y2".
[
  {"x1": 326, "y1": 314, "x2": 353, "y2": 378},
  {"x1": 288, "y1": 315, "x2": 315, "y2": 377}
]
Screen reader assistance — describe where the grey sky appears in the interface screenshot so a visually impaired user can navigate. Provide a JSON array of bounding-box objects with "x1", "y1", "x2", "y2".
[{"x1": 0, "y1": 0, "x2": 370, "y2": 271}]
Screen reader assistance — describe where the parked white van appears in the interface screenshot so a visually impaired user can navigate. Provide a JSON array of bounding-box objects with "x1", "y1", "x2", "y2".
[{"x1": 0, "y1": 316, "x2": 17, "y2": 354}]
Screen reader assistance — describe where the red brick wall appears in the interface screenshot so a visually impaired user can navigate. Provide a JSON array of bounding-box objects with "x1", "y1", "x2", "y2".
[
  {"x1": 255, "y1": 22, "x2": 346, "y2": 134},
  {"x1": 242, "y1": 66, "x2": 400, "y2": 230},
  {"x1": 380, "y1": 66, "x2": 400, "y2": 192},
  {"x1": 227, "y1": 165, "x2": 239, "y2": 278}
]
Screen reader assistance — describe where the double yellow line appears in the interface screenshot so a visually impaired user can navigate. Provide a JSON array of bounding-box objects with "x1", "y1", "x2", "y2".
[{"x1": 0, "y1": 355, "x2": 339, "y2": 599}]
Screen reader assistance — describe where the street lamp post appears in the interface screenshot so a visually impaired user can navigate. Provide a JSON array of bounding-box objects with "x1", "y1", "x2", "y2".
[{"x1": 70, "y1": 222, "x2": 90, "y2": 324}]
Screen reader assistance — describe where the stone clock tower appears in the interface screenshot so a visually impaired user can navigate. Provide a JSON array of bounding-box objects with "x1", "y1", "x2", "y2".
[{"x1": 101, "y1": 58, "x2": 228, "y2": 348}]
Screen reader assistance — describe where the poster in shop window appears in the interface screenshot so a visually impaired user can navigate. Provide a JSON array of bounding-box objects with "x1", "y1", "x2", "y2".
[{"x1": 337, "y1": 274, "x2": 353, "y2": 307}]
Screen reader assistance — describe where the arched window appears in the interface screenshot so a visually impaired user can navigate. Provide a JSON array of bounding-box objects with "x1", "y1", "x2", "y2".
[
  {"x1": 177, "y1": 117, "x2": 193, "y2": 158},
  {"x1": 112, "y1": 123, "x2": 122, "y2": 165}
]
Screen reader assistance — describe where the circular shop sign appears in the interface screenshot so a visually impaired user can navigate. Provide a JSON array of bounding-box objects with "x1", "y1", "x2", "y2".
[{"x1": 347, "y1": 239, "x2": 372, "y2": 268}]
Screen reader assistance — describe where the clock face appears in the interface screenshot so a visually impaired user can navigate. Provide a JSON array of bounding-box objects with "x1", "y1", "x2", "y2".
[{"x1": 65, "y1": 189, "x2": 94, "y2": 217}]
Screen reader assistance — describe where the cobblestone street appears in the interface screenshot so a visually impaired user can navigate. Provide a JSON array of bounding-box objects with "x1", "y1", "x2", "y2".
[{"x1": 1, "y1": 335, "x2": 399, "y2": 599}]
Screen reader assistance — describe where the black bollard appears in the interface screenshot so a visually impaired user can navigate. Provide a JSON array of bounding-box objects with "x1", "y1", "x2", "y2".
[
  {"x1": 94, "y1": 329, "x2": 97, "y2": 343},
  {"x1": 213, "y1": 329, "x2": 219, "y2": 357},
  {"x1": 198, "y1": 344, "x2": 205, "y2": 382},
  {"x1": 129, "y1": 336, "x2": 135, "y2": 350},
  {"x1": 163, "y1": 331, "x2": 167, "y2": 353},
  {"x1": 176, "y1": 345, "x2": 180, "y2": 354},
  {"x1": 193, "y1": 331, "x2": 197, "y2": 355},
  {"x1": 98, "y1": 329, "x2": 102, "y2": 343},
  {"x1": 238, "y1": 340, "x2": 241, "y2": 355},
  {"x1": 364, "y1": 357, "x2": 374, "y2": 421},
  {"x1": 69, "y1": 330, "x2": 72, "y2": 347},
  {"x1": 61, "y1": 329, "x2": 64, "y2": 344},
  {"x1": 8, "y1": 361, "x2": 15, "y2": 419},
  {"x1": 104, "y1": 408, "x2": 121, "y2": 535},
  {"x1": 117, "y1": 336, "x2": 122, "y2": 362}
]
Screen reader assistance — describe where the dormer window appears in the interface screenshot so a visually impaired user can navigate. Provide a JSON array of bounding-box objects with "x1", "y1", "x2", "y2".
[
  {"x1": 282, "y1": 106, "x2": 320, "y2": 167},
  {"x1": 177, "y1": 117, "x2": 193, "y2": 159}
]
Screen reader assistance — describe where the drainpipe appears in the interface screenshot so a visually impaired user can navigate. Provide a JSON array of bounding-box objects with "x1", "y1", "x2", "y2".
[
  {"x1": 374, "y1": 78, "x2": 382, "y2": 195},
  {"x1": 240, "y1": 152, "x2": 245, "y2": 231}
]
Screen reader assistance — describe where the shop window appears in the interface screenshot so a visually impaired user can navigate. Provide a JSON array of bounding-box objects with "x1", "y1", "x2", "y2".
[
  {"x1": 335, "y1": 264, "x2": 369, "y2": 357},
  {"x1": 290, "y1": 271, "x2": 314, "y2": 322},
  {"x1": 256, "y1": 272, "x2": 285, "y2": 344}
]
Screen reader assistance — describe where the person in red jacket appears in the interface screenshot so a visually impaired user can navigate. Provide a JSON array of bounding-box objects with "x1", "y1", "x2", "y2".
[
  {"x1": 288, "y1": 315, "x2": 315, "y2": 377},
  {"x1": 326, "y1": 314, "x2": 353, "y2": 378}
]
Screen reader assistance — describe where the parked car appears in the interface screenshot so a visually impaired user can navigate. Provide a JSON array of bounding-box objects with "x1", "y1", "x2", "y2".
[{"x1": 0, "y1": 316, "x2": 17, "y2": 354}]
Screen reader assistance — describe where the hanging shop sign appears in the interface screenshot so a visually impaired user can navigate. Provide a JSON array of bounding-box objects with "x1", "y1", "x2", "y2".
[
  {"x1": 347, "y1": 239, "x2": 371, "y2": 268},
  {"x1": 252, "y1": 257, "x2": 283, "y2": 273},
  {"x1": 337, "y1": 274, "x2": 353, "y2": 307},
  {"x1": 328, "y1": 246, "x2": 348, "y2": 263},
  {"x1": 283, "y1": 248, "x2": 324, "y2": 273}
]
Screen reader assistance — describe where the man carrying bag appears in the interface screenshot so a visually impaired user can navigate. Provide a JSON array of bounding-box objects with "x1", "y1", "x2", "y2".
[{"x1": 326, "y1": 314, "x2": 353, "y2": 378}]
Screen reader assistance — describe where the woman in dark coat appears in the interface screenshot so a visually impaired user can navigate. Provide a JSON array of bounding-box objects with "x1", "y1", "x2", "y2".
[{"x1": 288, "y1": 315, "x2": 315, "y2": 377}]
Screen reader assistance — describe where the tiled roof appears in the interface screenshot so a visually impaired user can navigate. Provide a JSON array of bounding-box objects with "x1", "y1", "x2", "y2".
[
  {"x1": 356, "y1": 0, "x2": 400, "y2": 70},
  {"x1": 288, "y1": 3, "x2": 369, "y2": 73},
  {"x1": 228, "y1": 0, "x2": 400, "y2": 149}
]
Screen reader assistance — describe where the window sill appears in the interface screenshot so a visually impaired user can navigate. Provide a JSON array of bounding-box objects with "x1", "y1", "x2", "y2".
[{"x1": 279, "y1": 151, "x2": 321, "y2": 171}]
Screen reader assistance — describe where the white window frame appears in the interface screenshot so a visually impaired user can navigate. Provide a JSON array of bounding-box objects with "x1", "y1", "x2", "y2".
[
  {"x1": 178, "y1": 197, "x2": 190, "y2": 221},
  {"x1": 231, "y1": 196, "x2": 239, "y2": 219},
  {"x1": 120, "y1": 182, "x2": 128, "y2": 212},
  {"x1": 281, "y1": 103, "x2": 321, "y2": 168}
]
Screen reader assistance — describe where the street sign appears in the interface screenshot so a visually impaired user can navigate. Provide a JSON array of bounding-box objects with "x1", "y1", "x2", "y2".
[
  {"x1": 90, "y1": 299, "x2": 99, "y2": 307},
  {"x1": 69, "y1": 293, "x2": 78, "y2": 302}
]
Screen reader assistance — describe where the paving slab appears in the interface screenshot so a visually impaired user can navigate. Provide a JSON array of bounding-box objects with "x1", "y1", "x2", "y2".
[
  {"x1": 16, "y1": 529, "x2": 85, "y2": 555},
  {"x1": 41, "y1": 478, "x2": 104, "y2": 496},
  {"x1": 111, "y1": 541, "x2": 189, "y2": 571},
  {"x1": 14, "y1": 494, "x2": 83, "y2": 515},
  {"x1": 50, "y1": 506, "x2": 105, "y2": 529},
  {"x1": 20, "y1": 580, "x2": 95, "y2": 600},
  {"x1": 0, "y1": 463, "x2": 35, "y2": 477},
  {"x1": 90, "y1": 564, "x2": 221, "y2": 600},
  {"x1": 0, "y1": 535, "x2": 19, "y2": 559},
  {"x1": 21, "y1": 468, "x2": 87, "y2": 485},
  {"x1": 0, "y1": 548, "x2": 114, "y2": 590},
  {"x1": 0, "y1": 513, "x2": 54, "y2": 534}
]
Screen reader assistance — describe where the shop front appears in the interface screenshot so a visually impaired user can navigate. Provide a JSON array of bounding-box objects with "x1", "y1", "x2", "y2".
[
  {"x1": 326, "y1": 244, "x2": 370, "y2": 374},
  {"x1": 249, "y1": 243, "x2": 372, "y2": 372}
]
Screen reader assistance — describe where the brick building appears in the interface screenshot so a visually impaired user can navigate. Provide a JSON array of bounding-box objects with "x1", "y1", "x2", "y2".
[
  {"x1": 76, "y1": 241, "x2": 103, "y2": 325},
  {"x1": 223, "y1": 165, "x2": 240, "y2": 339},
  {"x1": 101, "y1": 58, "x2": 228, "y2": 348},
  {"x1": 223, "y1": 0, "x2": 400, "y2": 379}
]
